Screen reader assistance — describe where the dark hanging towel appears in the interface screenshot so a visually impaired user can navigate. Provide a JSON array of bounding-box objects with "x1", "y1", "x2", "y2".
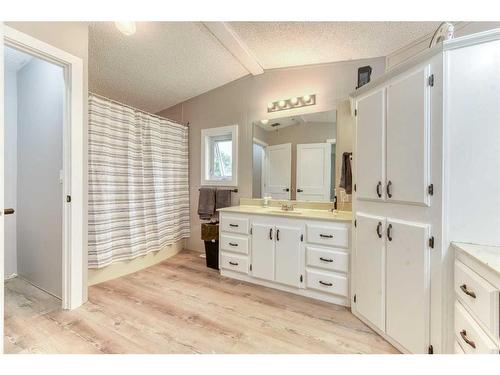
[
  {"x1": 215, "y1": 188, "x2": 233, "y2": 210},
  {"x1": 340, "y1": 152, "x2": 353, "y2": 194},
  {"x1": 198, "y1": 187, "x2": 216, "y2": 220}
]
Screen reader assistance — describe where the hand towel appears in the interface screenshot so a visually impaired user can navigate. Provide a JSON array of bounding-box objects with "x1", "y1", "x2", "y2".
[
  {"x1": 339, "y1": 152, "x2": 353, "y2": 194},
  {"x1": 215, "y1": 189, "x2": 233, "y2": 210},
  {"x1": 198, "y1": 187, "x2": 216, "y2": 220}
]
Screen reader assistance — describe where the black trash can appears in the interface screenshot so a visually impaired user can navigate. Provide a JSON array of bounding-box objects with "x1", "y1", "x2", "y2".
[{"x1": 201, "y1": 223, "x2": 219, "y2": 270}]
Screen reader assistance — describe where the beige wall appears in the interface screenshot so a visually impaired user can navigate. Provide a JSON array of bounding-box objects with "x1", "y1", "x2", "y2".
[
  {"x1": 6, "y1": 21, "x2": 90, "y2": 299},
  {"x1": 157, "y1": 57, "x2": 385, "y2": 252}
]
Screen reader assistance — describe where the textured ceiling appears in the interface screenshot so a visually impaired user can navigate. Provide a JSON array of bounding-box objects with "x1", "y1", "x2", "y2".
[
  {"x1": 89, "y1": 22, "x2": 248, "y2": 113},
  {"x1": 89, "y1": 22, "x2": 441, "y2": 113},
  {"x1": 229, "y1": 22, "x2": 441, "y2": 69}
]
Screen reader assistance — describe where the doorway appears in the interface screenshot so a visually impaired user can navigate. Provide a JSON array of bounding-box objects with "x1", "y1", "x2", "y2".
[{"x1": 4, "y1": 45, "x2": 64, "y2": 297}]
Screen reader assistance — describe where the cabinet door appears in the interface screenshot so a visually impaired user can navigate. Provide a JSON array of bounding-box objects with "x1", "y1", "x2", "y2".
[
  {"x1": 251, "y1": 223, "x2": 275, "y2": 281},
  {"x1": 353, "y1": 213, "x2": 386, "y2": 332},
  {"x1": 355, "y1": 89, "x2": 385, "y2": 201},
  {"x1": 386, "y1": 67, "x2": 430, "y2": 206},
  {"x1": 275, "y1": 225, "x2": 302, "y2": 287},
  {"x1": 296, "y1": 143, "x2": 331, "y2": 202},
  {"x1": 386, "y1": 218, "x2": 430, "y2": 353},
  {"x1": 265, "y1": 143, "x2": 292, "y2": 199}
]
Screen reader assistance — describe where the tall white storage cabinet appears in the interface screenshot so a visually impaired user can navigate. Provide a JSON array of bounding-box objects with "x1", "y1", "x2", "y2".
[{"x1": 350, "y1": 29, "x2": 500, "y2": 354}]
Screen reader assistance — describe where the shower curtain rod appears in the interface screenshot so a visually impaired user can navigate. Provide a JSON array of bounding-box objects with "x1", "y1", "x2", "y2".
[{"x1": 89, "y1": 92, "x2": 189, "y2": 127}]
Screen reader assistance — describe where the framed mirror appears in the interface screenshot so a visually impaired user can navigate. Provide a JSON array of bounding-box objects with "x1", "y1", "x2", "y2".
[{"x1": 252, "y1": 110, "x2": 338, "y2": 202}]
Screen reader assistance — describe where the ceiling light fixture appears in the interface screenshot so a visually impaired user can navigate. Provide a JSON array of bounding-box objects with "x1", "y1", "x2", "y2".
[
  {"x1": 115, "y1": 21, "x2": 137, "y2": 36},
  {"x1": 267, "y1": 94, "x2": 316, "y2": 113}
]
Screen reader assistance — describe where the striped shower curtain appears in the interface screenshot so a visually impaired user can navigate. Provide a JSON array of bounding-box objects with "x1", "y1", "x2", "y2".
[{"x1": 88, "y1": 94, "x2": 190, "y2": 268}]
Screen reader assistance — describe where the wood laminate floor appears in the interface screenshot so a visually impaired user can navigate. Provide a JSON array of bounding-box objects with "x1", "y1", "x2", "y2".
[{"x1": 4, "y1": 250, "x2": 398, "y2": 354}]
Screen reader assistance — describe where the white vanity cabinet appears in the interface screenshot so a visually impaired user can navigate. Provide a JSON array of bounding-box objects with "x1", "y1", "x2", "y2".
[
  {"x1": 219, "y1": 211, "x2": 351, "y2": 306},
  {"x1": 351, "y1": 30, "x2": 500, "y2": 353}
]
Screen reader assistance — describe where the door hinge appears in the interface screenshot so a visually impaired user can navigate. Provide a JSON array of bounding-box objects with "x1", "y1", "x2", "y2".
[
  {"x1": 66, "y1": 195, "x2": 71, "y2": 203},
  {"x1": 250, "y1": 264, "x2": 252, "y2": 271},
  {"x1": 429, "y1": 236, "x2": 435, "y2": 249},
  {"x1": 428, "y1": 74, "x2": 434, "y2": 87},
  {"x1": 354, "y1": 183, "x2": 357, "y2": 192},
  {"x1": 300, "y1": 275, "x2": 303, "y2": 282},
  {"x1": 428, "y1": 184, "x2": 434, "y2": 196},
  {"x1": 300, "y1": 234, "x2": 303, "y2": 242},
  {"x1": 354, "y1": 219, "x2": 357, "y2": 228},
  {"x1": 428, "y1": 344, "x2": 434, "y2": 354},
  {"x1": 354, "y1": 109, "x2": 358, "y2": 116},
  {"x1": 353, "y1": 294, "x2": 357, "y2": 303}
]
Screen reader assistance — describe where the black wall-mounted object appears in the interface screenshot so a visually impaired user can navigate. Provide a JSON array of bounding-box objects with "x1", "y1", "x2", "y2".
[{"x1": 357, "y1": 65, "x2": 372, "y2": 89}]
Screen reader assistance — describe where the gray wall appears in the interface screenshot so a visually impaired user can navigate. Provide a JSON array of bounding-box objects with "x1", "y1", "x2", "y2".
[
  {"x1": 17, "y1": 58, "x2": 64, "y2": 297},
  {"x1": 6, "y1": 22, "x2": 90, "y2": 299},
  {"x1": 4, "y1": 68, "x2": 18, "y2": 278},
  {"x1": 157, "y1": 56, "x2": 385, "y2": 252}
]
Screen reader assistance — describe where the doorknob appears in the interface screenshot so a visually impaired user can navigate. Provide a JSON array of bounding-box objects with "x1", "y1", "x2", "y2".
[
  {"x1": 297, "y1": 188, "x2": 303, "y2": 192},
  {"x1": 283, "y1": 188, "x2": 290, "y2": 192},
  {"x1": 3, "y1": 208, "x2": 15, "y2": 215}
]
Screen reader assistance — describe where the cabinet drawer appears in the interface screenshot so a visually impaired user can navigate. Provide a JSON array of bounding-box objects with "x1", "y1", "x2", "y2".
[
  {"x1": 220, "y1": 234, "x2": 249, "y2": 255},
  {"x1": 455, "y1": 260, "x2": 499, "y2": 336},
  {"x1": 454, "y1": 340, "x2": 465, "y2": 354},
  {"x1": 454, "y1": 301, "x2": 498, "y2": 354},
  {"x1": 306, "y1": 246, "x2": 349, "y2": 273},
  {"x1": 220, "y1": 216, "x2": 249, "y2": 234},
  {"x1": 306, "y1": 224, "x2": 348, "y2": 248},
  {"x1": 220, "y1": 253, "x2": 248, "y2": 274},
  {"x1": 305, "y1": 269, "x2": 349, "y2": 297}
]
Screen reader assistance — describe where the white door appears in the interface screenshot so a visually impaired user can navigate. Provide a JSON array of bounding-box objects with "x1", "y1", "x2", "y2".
[
  {"x1": 275, "y1": 225, "x2": 302, "y2": 287},
  {"x1": 296, "y1": 143, "x2": 331, "y2": 201},
  {"x1": 265, "y1": 143, "x2": 291, "y2": 199},
  {"x1": 386, "y1": 67, "x2": 430, "y2": 206},
  {"x1": 251, "y1": 222, "x2": 275, "y2": 281},
  {"x1": 353, "y1": 213, "x2": 386, "y2": 331},
  {"x1": 355, "y1": 89, "x2": 385, "y2": 201},
  {"x1": 386, "y1": 218, "x2": 430, "y2": 353}
]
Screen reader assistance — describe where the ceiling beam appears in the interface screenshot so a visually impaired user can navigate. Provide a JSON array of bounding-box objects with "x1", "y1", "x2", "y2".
[{"x1": 203, "y1": 22, "x2": 264, "y2": 76}]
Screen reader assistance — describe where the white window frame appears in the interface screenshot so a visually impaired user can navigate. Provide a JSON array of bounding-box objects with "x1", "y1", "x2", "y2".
[{"x1": 201, "y1": 125, "x2": 238, "y2": 187}]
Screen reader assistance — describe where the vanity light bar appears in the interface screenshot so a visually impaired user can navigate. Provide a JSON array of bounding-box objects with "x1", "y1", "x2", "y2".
[{"x1": 267, "y1": 94, "x2": 316, "y2": 113}]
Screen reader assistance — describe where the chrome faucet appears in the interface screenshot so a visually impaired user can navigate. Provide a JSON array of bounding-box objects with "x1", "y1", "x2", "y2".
[{"x1": 281, "y1": 203, "x2": 295, "y2": 211}]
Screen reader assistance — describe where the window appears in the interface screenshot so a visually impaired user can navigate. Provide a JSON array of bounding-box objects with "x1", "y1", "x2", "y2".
[{"x1": 201, "y1": 125, "x2": 238, "y2": 186}]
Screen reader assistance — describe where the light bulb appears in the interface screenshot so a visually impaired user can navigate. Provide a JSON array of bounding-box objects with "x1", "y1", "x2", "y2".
[
  {"x1": 260, "y1": 119, "x2": 269, "y2": 125},
  {"x1": 267, "y1": 102, "x2": 275, "y2": 110},
  {"x1": 290, "y1": 97, "x2": 299, "y2": 106},
  {"x1": 115, "y1": 21, "x2": 136, "y2": 36},
  {"x1": 278, "y1": 100, "x2": 286, "y2": 108},
  {"x1": 303, "y1": 95, "x2": 312, "y2": 103}
]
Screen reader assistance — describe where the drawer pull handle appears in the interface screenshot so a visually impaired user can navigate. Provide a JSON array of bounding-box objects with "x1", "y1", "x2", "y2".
[
  {"x1": 460, "y1": 284, "x2": 476, "y2": 299},
  {"x1": 229, "y1": 261, "x2": 239, "y2": 266},
  {"x1": 269, "y1": 228, "x2": 273, "y2": 240},
  {"x1": 387, "y1": 224, "x2": 393, "y2": 242},
  {"x1": 376, "y1": 181, "x2": 382, "y2": 198},
  {"x1": 319, "y1": 234, "x2": 333, "y2": 239},
  {"x1": 319, "y1": 257, "x2": 333, "y2": 263},
  {"x1": 229, "y1": 242, "x2": 238, "y2": 247},
  {"x1": 460, "y1": 330, "x2": 476, "y2": 349},
  {"x1": 229, "y1": 224, "x2": 239, "y2": 227},
  {"x1": 319, "y1": 280, "x2": 333, "y2": 287}
]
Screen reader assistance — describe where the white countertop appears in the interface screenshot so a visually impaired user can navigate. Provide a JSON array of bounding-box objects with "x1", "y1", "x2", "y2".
[
  {"x1": 453, "y1": 242, "x2": 500, "y2": 276},
  {"x1": 217, "y1": 205, "x2": 352, "y2": 222}
]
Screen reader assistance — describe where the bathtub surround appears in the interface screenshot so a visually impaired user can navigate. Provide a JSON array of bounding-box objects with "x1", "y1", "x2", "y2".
[{"x1": 88, "y1": 95, "x2": 190, "y2": 269}]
